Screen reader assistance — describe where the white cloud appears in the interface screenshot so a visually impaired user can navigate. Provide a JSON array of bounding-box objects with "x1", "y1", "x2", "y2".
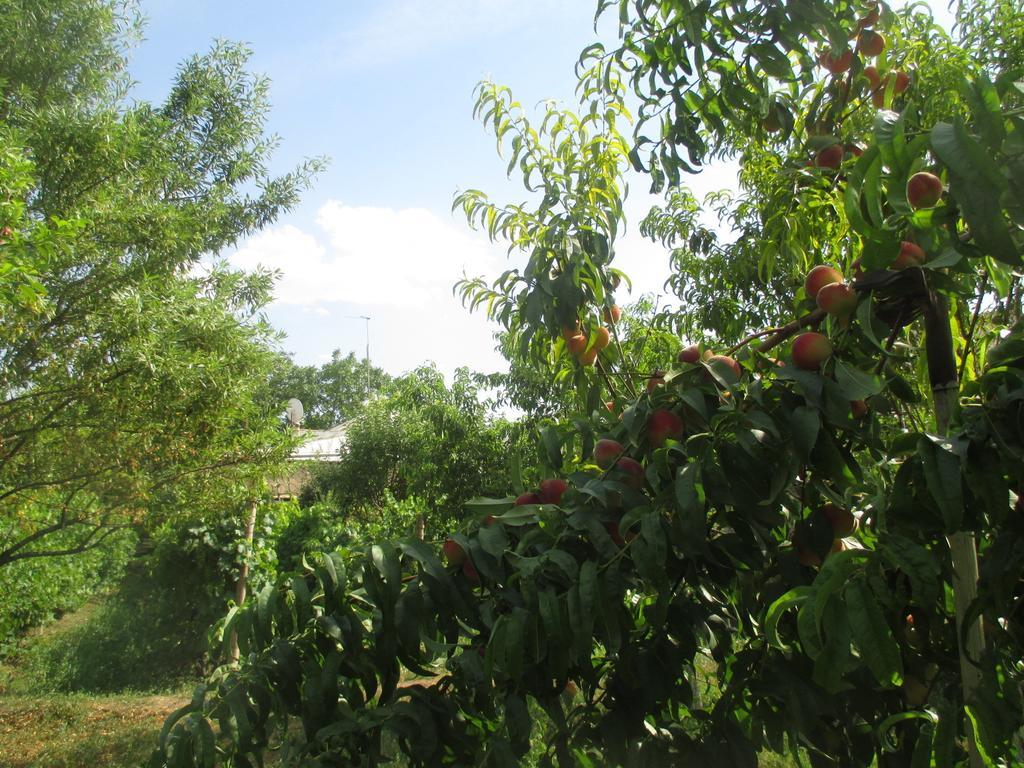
[
  {"x1": 227, "y1": 202, "x2": 509, "y2": 377},
  {"x1": 320, "y1": 0, "x2": 579, "y2": 71},
  {"x1": 230, "y1": 202, "x2": 502, "y2": 309}
]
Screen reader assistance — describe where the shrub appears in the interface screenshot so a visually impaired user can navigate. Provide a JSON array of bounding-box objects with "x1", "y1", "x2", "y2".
[{"x1": 0, "y1": 526, "x2": 135, "y2": 651}]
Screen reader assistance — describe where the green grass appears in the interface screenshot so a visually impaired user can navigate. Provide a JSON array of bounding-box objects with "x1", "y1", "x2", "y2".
[
  {"x1": 0, "y1": 691, "x2": 185, "y2": 768},
  {"x1": 0, "y1": 560, "x2": 218, "y2": 767},
  {"x1": 1, "y1": 560, "x2": 224, "y2": 696}
]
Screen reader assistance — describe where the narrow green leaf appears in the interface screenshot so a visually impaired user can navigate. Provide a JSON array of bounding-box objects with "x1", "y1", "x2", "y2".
[
  {"x1": 789, "y1": 405, "x2": 819, "y2": 462},
  {"x1": 917, "y1": 435, "x2": 964, "y2": 531},
  {"x1": 834, "y1": 360, "x2": 883, "y2": 400},
  {"x1": 845, "y1": 579, "x2": 903, "y2": 687},
  {"x1": 764, "y1": 587, "x2": 813, "y2": 650}
]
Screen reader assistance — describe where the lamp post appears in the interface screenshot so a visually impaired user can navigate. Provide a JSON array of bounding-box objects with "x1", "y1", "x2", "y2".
[{"x1": 347, "y1": 315, "x2": 371, "y2": 400}]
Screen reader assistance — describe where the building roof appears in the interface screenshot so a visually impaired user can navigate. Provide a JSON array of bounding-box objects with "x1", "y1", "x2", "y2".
[{"x1": 289, "y1": 423, "x2": 348, "y2": 462}]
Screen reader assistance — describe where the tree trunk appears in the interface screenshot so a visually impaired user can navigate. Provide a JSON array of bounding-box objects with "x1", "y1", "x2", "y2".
[
  {"x1": 924, "y1": 290, "x2": 985, "y2": 768},
  {"x1": 229, "y1": 499, "x2": 259, "y2": 663}
]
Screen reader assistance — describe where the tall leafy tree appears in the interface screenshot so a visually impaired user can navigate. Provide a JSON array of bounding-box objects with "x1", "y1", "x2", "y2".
[
  {"x1": 0, "y1": 1, "x2": 324, "y2": 567},
  {"x1": 266, "y1": 350, "x2": 390, "y2": 430},
  {"x1": 310, "y1": 364, "x2": 512, "y2": 533}
]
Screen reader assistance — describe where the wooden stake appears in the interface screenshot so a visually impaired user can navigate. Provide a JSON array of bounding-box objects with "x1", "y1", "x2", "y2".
[
  {"x1": 229, "y1": 499, "x2": 259, "y2": 663},
  {"x1": 924, "y1": 290, "x2": 984, "y2": 768}
]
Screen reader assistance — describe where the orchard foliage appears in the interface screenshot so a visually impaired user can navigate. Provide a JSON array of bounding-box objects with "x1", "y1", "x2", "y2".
[
  {"x1": 154, "y1": 1, "x2": 1023, "y2": 766},
  {"x1": 308, "y1": 366, "x2": 513, "y2": 535}
]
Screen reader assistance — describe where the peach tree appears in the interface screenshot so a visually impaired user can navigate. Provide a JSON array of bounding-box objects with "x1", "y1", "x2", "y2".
[{"x1": 151, "y1": 1, "x2": 1023, "y2": 766}]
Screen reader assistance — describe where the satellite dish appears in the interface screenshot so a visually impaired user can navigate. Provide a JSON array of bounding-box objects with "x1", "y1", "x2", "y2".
[{"x1": 285, "y1": 398, "x2": 304, "y2": 427}]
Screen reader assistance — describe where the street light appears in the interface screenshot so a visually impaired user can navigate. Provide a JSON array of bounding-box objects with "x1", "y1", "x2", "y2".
[{"x1": 347, "y1": 315, "x2": 371, "y2": 400}]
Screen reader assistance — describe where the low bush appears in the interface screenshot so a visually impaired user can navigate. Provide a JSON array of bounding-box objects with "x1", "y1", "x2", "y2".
[
  {"x1": 0, "y1": 526, "x2": 136, "y2": 652},
  {"x1": 2, "y1": 505, "x2": 286, "y2": 693}
]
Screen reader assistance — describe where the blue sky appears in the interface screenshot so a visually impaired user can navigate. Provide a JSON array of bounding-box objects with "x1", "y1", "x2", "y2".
[{"x1": 127, "y1": 0, "x2": 953, "y2": 380}]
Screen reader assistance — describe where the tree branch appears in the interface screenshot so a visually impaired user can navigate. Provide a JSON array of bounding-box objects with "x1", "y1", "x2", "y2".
[{"x1": 0, "y1": 523, "x2": 130, "y2": 567}]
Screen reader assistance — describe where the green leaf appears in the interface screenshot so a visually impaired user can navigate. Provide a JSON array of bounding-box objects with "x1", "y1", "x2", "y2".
[
  {"x1": 503, "y1": 608, "x2": 527, "y2": 680},
  {"x1": 917, "y1": 435, "x2": 964, "y2": 531},
  {"x1": 578, "y1": 559, "x2": 599, "y2": 622},
  {"x1": 764, "y1": 587, "x2": 813, "y2": 650},
  {"x1": 931, "y1": 120, "x2": 1019, "y2": 266},
  {"x1": 960, "y1": 73, "x2": 1004, "y2": 150},
  {"x1": 789, "y1": 405, "x2": 820, "y2": 462},
  {"x1": 464, "y1": 497, "x2": 515, "y2": 517},
  {"x1": 673, "y1": 462, "x2": 706, "y2": 553},
  {"x1": 811, "y1": 598, "x2": 852, "y2": 694},
  {"x1": 878, "y1": 535, "x2": 941, "y2": 604},
  {"x1": 538, "y1": 588, "x2": 567, "y2": 682},
  {"x1": 797, "y1": 597, "x2": 824, "y2": 659},
  {"x1": 634, "y1": 510, "x2": 668, "y2": 589},
  {"x1": 505, "y1": 691, "x2": 533, "y2": 756},
  {"x1": 834, "y1": 360, "x2": 883, "y2": 400},
  {"x1": 844, "y1": 145, "x2": 884, "y2": 235},
  {"x1": 874, "y1": 109, "x2": 909, "y2": 174},
  {"x1": 478, "y1": 522, "x2": 510, "y2": 557},
  {"x1": 845, "y1": 579, "x2": 903, "y2": 687},
  {"x1": 371, "y1": 543, "x2": 402, "y2": 602},
  {"x1": 542, "y1": 425, "x2": 564, "y2": 469}
]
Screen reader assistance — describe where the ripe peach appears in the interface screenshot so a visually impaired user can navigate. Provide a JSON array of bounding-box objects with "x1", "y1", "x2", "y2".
[
  {"x1": 804, "y1": 265, "x2": 843, "y2": 300},
  {"x1": 462, "y1": 559, "x2": 481, "y2": 586},
  {"x1": 907, "y1": 172, "x2": 942, "y2": 209},
  {"x1": 594, "y1": 438, "x2": 624, "y2": 469},
  {"x1": 578, "y1": 347, "x2": 599, "y2": 366},
  {"x1": 594, "y1": 327, "x2": 611, "y2": 350},
  {"x1": 814, "y1": 144, "x2": 845, "y2": 170},
  {"x1": 894, "y1": 241, "x2": 926, "y2": 269},
  {"x1": 604, "y1": 521, "x2": 626, "y2": 547},
  {"x1": 851, "y1": 399, "x2": 869, "y2": 419},
  {"x1": 821, "y1": 503, "x2": 858, "y2": 537},
  {"x1": 706, "y1": 354, "x2": 742, "y2": 379},
  {"x1": 858, "y1": 5, "x2": 880, "y2": 29},
  {"x1": 792, "y1": 332, "x2": 833, "y2": 370},
  {"x1": 560, "y1": 323, "x2": 581, "y2": 340},
  {"x1": 443, "y1": 538, "x2": 467, "y2": 566},
  {"x1": 515, "y1": 492, "x2": 541, "y2": 506},
  {"x1": 603, "y1": 305, "x2": 622, "y2": 324},
  {"x1": 648, "y1": 409, "x2": 684, "y2": 447},
  {"x1": 615, "y1": 457, "x2": 645, "y2": 490},
  {"x1": 892, "y1": 70, "x2": 911, "y2": 93},
  {"x1": 864, "y1": 65, "x2": 881, "y2": 89},
  {"x1": 539, "y1": 478, "x2": 569, "y2": 505},
  {"x1": 566, "y1": 333, "x2": 587, "y2": 356},
  {"x1": 857, "y1": 29, "x2": 885, "y2": 57},
  {"x1": 761, "y1": 113, "x2": 782, "y2": 133},
  {"x1": 797, "y1": 542, "x2": 822, "y2": 568},
  {"x1": 797, "y1": 537, "x2": 844, "y2": 568},
  {"x1": 818, "y1": 48, "x2": 853, "y2": 75},
  {"x1": 646, "y1": 372, "x2": 665, "y2": 392},
  {"x1": 816, "y1": 281, "x2": 858, "y2": 318},
  {"x1": 677, "y1": 344, "x2": 702, "y2": 364}
]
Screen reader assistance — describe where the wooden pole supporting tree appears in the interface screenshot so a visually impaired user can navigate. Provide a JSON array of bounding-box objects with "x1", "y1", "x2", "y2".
[
  {"x1": 229, "y1": 499, "x2": 260, "y2": 663},
  {"x1": 924, "y1": 288, "x2": 985, "y2": 768}
]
